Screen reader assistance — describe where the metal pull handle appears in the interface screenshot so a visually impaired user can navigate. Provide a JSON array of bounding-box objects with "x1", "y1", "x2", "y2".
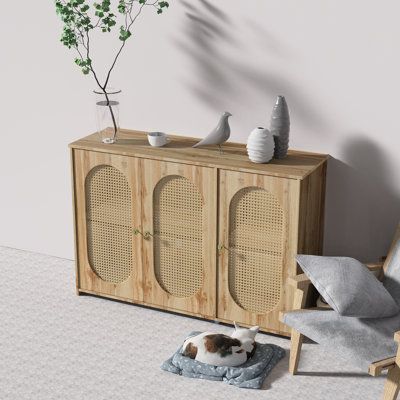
[
  {"x1": 143, "y1": 231, "x2": 154, "y2": 240},
  {"x1": 218, "y1": 244, "x2": 229, "y2": 254},
  {"x1": 133, "y1": 228, "x2": 142, "y2": 236},
  {"x1": 133, "y1": 228, "x2": 154, "y2": 241}
]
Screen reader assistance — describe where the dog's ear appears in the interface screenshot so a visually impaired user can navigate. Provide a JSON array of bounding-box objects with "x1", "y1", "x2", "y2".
[{"x1": 234, "y1": 321, "x2": 240, "y2": 330}]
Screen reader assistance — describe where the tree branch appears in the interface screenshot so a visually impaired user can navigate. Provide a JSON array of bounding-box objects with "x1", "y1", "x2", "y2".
[
  {"x1": 103, "y1": 2, "x2": 146, "y2": 89},
  {"x1": 56, "y1": 0, "x2": 168, "y2": 140}
]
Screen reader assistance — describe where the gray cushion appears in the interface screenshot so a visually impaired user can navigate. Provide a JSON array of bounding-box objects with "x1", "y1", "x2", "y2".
[
  {"x1": 296, "y1": 255, "x2": 399, "y2": 318},
  {"x1": 384, "y1": 238, "x2": 400, "y2": 304},
  {"x1": 284, "y1": 309, "x2": 399, "y2": 369}
]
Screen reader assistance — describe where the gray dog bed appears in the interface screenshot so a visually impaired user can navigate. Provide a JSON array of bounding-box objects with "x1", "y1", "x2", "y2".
[{"x1": 161, "y1": 331, "x2": 285, "y2": 389}]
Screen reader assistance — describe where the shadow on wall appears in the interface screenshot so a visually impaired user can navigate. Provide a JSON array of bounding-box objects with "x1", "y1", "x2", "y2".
[
  {"x1": 324, "y1": 136, "x2": 400, "y2": 261},
  {"x1": 176, "y1": 1, "x2": 400, "y2": 260},
  {"x1": 175, "y1": 0, "x2": 330, "y2": 132}
]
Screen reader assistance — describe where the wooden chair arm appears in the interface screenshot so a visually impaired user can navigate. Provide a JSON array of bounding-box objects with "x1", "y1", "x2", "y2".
[
  {"x1": 287, "y1": 274, "x2": 312, "y2": 290},
  {"x1": 283, "y1": 274, "x2": 313, "y2": 316},
  {"x1": 369, "y1": 357, "x2": 396, "y2": 377},
  {"x1": 369, "y1": 331, "x2": 400, "y2": 376},
  {"x1": 366, "y1": 261, "x2": 384, "y2": 273},
  {"x1": 288, "y1": 263, "x2": 383, "y2": 286},
  {"x1": 286, "y1": 260, "x2": 385, "y2": 314}
]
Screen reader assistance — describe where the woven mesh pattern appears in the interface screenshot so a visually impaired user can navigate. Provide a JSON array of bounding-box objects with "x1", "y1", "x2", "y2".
[
  {"x1": 153, "y1": 176, "x2": 203, "y2": 298},
  {"x1": 228, "y1": 187, "x2": 284, "y2": 313},
  {"x1": 85, "y1": 165, "x2": 133, "y2": 284}
]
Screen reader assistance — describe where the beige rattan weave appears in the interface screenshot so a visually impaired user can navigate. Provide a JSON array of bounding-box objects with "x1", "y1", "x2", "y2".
[
  {"x1": 85, "y1": 165, "x2": 133, "y2": 284},
  {"x1": 228, "y1": 187, "x2": 284, "y2": 313},
  {"x1": 153, "y1": 176, "x2": 203, "y2": 298}
]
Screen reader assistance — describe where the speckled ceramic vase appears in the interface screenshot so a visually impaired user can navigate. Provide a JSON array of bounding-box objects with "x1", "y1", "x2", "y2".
[{"x1": 270, "y1": 95, "x2": 290, "y2": 159}]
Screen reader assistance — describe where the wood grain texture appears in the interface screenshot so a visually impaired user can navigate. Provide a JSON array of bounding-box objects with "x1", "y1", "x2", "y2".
[
  {"x1": 217, "y1": 170, "x2": 301, "y2": 336},
  {"x1": 383, "y1": 364, "x2": 400, "y2": 400},
  {"x1": 296, "y1": 163, "x2": 327, "y2": 305},
  {"x1": 289, "y1": 330, "x2": 303, "y2": 375},
  {"x1": 79, "y1": 288, "x2": 218, "y2": 322},
  {"x1": 71, "y1": 130, "x2": 328, "y2": 337},
  {"x1": 369, "y1": 357, "x2": 396, "y2": 377},
  {"x1": 69, "y1": 129, "x2": 329, "y2": 180},
  {"x1": 380, "y1": 332, "x2": 400, "y2": 400},
  {"x1": 297, "y1": 163, "x2": 327, "y2": 257},
  {"x1": 287, "y1": 274, "x2": 312, "y2": 290},
  {"x1": 73, "y1": 150, "x2": 144, "y2": 301},
  {"x1": 383, "y1": 225, "x2": 400, "y2": 275},
  {"x1": 70, "y1": 150, "x2": 80, "y2": 296},
  {"x1": 140, "y1": 159, "x2": 217, "y2": 318},
  {"x1": 288, "y1": 283, "x2": 310, "y2": 374}
]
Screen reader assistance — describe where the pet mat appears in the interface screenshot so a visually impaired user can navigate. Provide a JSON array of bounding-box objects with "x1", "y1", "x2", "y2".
[{"x1": 161, "y1": 331, "x2": 285, "y2": 389}]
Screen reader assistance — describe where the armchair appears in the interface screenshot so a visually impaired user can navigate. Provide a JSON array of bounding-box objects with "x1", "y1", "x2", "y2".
[{"x1": 281, "y1": 225, "x2": 400, "y2": 400}]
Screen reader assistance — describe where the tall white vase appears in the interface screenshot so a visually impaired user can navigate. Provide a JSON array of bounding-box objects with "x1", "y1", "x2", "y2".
[
  {"x1": 270, "y1": 95, "x2": 290, "y2": 159},
  {"x1": 246, "y1": 127, "x2": 275, "y2": 163}
]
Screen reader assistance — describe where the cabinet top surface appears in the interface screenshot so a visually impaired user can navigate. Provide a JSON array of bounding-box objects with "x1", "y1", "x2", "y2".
[{"x1": 70, "y1": 129, "x2": 329, "y2": 180}]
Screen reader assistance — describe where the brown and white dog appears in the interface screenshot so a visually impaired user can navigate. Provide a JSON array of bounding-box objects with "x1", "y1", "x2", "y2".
[{"x1": 182, "y1": 322, "x2": 259, "y2": 367}]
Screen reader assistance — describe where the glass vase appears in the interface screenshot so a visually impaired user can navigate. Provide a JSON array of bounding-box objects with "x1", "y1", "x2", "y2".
[{"x1": 94, "y1": 88, "x2": 121, "y2": 144}]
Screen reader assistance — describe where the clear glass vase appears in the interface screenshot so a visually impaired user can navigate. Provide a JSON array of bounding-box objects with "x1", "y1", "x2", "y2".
[{"x1": 94, "y1": 88, "x2": 121, "y2": 144}]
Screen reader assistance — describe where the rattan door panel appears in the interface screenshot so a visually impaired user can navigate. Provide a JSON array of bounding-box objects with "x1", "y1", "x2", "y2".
[
  {"x1": 141, "y1": 159, "x2": 217, "y2": 317},
  {"x1": 73, "y1": 150, "x2": 143, "y2": 301},
  {"x1": 218, "y1": 170, "x2": 300, "y2": 335}
]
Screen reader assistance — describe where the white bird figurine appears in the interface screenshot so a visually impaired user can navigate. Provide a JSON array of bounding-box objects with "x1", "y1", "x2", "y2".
[{"x1": 193, "y1": 112, "x2": 232, "y2": 152}]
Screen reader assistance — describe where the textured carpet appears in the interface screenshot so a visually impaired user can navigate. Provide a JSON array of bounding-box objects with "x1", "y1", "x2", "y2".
[{"x1": 0, "y1": 247, "x2": 386, "y2": 400}]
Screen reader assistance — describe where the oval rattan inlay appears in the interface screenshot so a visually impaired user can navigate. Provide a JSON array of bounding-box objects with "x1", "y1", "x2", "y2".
[
  {"x1": 228, "y1": 187, "x2": 284, "y2": 313},
  {"x1": 153, "y1": 175, "x2": 204, "y2": 298},
  {"x1": 85, "y1": 165, "x2": 133, "y2": 284}
]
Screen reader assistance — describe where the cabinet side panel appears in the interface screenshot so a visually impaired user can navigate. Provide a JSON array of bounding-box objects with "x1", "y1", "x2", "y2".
[
  {"x1": 297, "y1": 162, "x2": 327, "y2": 307},
  {"x1": 71, "y1": 149, "x2": 80, "y2": 294},
  {"x1": 298, "y1": 162, "x2": 327, "y2": 257}
]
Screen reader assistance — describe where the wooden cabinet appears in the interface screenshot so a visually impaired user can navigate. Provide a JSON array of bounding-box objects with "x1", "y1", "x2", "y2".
[{"x1": 70, "y1": 129, "x2": 328, "y2": 336}]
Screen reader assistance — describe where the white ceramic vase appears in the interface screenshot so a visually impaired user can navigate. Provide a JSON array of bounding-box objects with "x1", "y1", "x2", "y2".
[{"x1": 246, "y1": 127, "x2": 275, "y2": 163}]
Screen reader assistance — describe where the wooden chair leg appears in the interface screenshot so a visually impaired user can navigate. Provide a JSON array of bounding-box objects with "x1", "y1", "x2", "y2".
[
  {"x1": 383, "y1": 364, "x2": 400, "y2": 400},
  {"x1": 289, "y1": 328, "x2": 303, "y2": 375}
]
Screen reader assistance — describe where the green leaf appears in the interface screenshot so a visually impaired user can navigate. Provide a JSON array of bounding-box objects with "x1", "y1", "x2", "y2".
[
  {"x1": 119, "y1": 26, "x2": 132, "y2": 41},
  {"x1": 117, "y1": 0, "x2": 126, "y2": 13},
  {"x1": 55, "y1": 0, "x2": 171, "y2": 83}
]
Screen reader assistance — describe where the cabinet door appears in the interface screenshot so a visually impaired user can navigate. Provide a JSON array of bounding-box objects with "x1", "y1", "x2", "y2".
[
  {"x1": 73, "y1": 150, "x2": 143, "y2": 301},
  {"x1": 218, "y1": 170, "x2": 300, "y2": 335},
  {"x1": 141, "y1": 159, "x2": 217, "y2": 317}
]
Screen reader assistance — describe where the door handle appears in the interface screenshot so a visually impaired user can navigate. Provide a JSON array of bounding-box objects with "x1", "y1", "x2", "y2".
[
  {"x1": 218, "y1": 244, "x2": 229, "y2": 254},
  {"x1": 143, "y1": 231, "x2": 154, "y2": 241},
  {"x1": 134, "y1": 228, "x2": 154, "y2": 240}
]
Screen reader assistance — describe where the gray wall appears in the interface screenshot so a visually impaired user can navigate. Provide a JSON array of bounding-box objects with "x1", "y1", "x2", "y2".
[{"x1": 1, "y1": 0, "x2": 399, "y2": 261}]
